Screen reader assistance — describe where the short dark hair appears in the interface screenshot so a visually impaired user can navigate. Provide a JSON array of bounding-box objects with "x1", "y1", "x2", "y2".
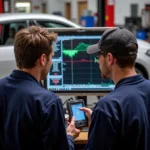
[
  {"x1": 115, "y1": 55, "x2": 137, "y2": 68},
  {"x1": 103, "y1": 43, "x2": 137, "y2": 68},
  {"x1": 115, "y1": 43, "x2": 137, "y2": 68},
  {"x1": 14, "y1": 26, "x2": 57, "y2": 69}
]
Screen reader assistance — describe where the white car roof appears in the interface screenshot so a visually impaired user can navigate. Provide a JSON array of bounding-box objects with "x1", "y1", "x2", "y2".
[{"x1": 0, "y1": 13, "x2": 80, "y2": 28}]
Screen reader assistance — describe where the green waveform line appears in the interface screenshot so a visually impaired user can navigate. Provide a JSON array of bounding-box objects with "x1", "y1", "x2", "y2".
[
  {"x1": 63, "y1": 50, "x2": 78, "y2": 58},
  {"x1": 75, "y1": 42, "x2": 91, "y2": 51},
  {"x1": 94, "y1": 57, "x2": 98, "y2": 63},
  {"x1": 63, "y1": 42, "x2": 91, "y2": 58}
]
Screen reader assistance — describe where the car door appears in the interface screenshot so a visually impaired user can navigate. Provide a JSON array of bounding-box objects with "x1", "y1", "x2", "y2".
[{"x1": 0, "y1": 20, "x2": 28, "y2": 78}]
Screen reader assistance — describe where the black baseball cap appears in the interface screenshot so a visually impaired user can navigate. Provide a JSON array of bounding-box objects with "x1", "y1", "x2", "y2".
[{"x1": 86, "y1": 27, "x2": 138, "y2": 56}]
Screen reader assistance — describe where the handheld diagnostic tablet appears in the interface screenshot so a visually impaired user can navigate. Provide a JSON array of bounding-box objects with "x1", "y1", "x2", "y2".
[{"x1": 67, "y1": 100, "x2": 88, "y2": 128}]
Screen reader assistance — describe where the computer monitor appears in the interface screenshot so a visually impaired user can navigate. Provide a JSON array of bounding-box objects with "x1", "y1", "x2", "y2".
[{"x1": 45, "y1": 27, "x2": 116, "y2": 95}]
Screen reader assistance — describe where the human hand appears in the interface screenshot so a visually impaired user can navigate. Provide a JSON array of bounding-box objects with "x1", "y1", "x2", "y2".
[
  {"x1": 66, "y1": 116, "x2": 80, "y2": 139},
  {"x1": 79, "y1": 107, "x2": 92, "y2": 127}
]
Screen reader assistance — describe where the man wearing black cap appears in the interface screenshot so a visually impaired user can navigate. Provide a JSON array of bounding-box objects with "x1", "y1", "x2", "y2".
[{"x1": 80, "y1": 27, "x2": 150, "y2": 150}]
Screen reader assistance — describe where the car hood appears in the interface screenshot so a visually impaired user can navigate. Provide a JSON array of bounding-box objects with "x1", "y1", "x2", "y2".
[{"x1": 137, "y1": 39, "x2": 150, "y2": 49}]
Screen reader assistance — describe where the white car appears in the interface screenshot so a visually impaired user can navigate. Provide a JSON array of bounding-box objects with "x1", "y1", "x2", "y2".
[
  {"x1": 0, "y1": 13, "x2": 79, "y2": 78},
  {"x1": 0, "y1": 13, "x2": 150, "y2": 79}
]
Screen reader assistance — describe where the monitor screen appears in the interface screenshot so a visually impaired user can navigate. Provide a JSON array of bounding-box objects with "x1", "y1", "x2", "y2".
[{"x1": 45, "y1": 28, "x2": 115, "y2": 94}]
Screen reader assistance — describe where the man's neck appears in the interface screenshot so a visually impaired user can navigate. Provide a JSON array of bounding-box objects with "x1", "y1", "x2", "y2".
[
  {"x1": 19, "y1": 68, "x2": 41, "y2": 82},
  {"x1": 112, "y1": 67, "x2": 137, "y2": 84}
]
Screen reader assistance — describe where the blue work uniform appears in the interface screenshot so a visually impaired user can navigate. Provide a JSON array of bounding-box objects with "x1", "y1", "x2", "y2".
[
  {"x1": 0, "y1": 70, "x2": 74, "y2": 150},
  {"x1": 86, "y1": 74, "x2": 150, "y2": 150}
]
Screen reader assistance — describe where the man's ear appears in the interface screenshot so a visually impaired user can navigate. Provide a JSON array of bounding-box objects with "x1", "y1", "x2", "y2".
[
  {"x1": 107, "y1": 53, "x2": 115, "y2": 65},
  {"x1": 39, "y1": 54, "x2": 46, "y2": 66}
]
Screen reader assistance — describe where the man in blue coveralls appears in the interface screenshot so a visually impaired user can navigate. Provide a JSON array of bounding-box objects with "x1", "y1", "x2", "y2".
[
  {"x1": 0, "y1": 26, "x2": 80, "y2": 150},
  {"x1": 80, "y1": 27, "x2": 150, "y2": 150}
]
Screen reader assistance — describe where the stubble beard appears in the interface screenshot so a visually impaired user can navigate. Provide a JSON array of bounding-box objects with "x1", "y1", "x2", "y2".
[{"x1": 100, "y1": 64, "x2": 110, "y2": 79}]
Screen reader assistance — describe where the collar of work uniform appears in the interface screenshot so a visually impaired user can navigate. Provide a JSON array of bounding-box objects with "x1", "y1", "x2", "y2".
[
  {"x1": 115, "y1": 74, "x2": 145, "y2": 89},
  {"x1": 10, "y1": 70, "x2": 39, "y2": 84}
]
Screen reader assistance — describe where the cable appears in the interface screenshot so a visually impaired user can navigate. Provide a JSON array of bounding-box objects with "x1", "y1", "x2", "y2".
[{"x1": 63, "y1": 97, "x2": 73, "y2": 106}]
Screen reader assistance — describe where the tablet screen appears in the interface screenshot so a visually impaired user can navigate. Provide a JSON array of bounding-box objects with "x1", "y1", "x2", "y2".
[{"x1": 71, "y1": 103, "x2": 86, "y2": 121}]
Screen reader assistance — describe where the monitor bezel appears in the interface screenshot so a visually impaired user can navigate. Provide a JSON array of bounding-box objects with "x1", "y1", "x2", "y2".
[{"x1": 44, "y1": 27, "x2": 116, "y2": 95}]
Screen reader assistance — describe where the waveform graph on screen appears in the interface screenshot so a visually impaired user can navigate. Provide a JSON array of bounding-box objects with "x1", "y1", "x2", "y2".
[
  {"x1": 62, "y1": 38, "x2": 103, "y2": 85},
  {"x1": 47, "y1": 34, "x2": 115, "y2": 92}
]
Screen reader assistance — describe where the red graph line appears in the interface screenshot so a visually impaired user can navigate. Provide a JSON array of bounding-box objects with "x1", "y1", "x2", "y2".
[{"x1": 64, "y1": 59, "x2": 94, "y2": 63}]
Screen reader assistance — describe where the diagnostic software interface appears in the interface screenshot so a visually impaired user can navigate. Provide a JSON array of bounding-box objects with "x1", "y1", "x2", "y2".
[{"x1": 46, "y1": 30, "x2": 115, "y2": 92}]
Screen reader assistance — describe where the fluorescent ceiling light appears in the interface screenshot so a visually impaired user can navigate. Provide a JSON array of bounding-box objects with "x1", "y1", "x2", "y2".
[{"x1": 15, "y1": 3, "x2": 30, "y2": 8}]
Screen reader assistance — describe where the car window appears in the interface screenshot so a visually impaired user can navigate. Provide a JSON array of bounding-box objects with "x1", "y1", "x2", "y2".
[
  {"x1": 0, "y1": 21, "x2": 27, "y2": 46},
  {"x1": 35, "y1": 20, "x2": 71, "y2": 28}
]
